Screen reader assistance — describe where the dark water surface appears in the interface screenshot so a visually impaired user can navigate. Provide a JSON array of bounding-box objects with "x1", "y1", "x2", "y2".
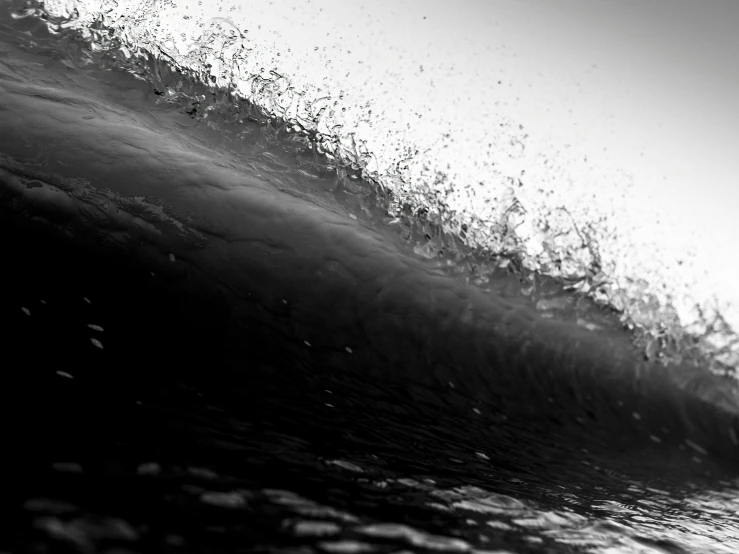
[{"x1": 2, "y1": 4, "x2": 739, "y2": 553}]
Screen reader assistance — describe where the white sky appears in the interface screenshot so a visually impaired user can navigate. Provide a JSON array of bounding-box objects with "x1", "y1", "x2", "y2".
[{"x1": 47, "y1": 0, "x2": 739, "y2": 348}]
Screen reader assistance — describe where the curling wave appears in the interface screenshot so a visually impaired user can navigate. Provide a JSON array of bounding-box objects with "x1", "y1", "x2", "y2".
[{"x1": 33, "y1": 0, "x2": 739, "y2": 378}]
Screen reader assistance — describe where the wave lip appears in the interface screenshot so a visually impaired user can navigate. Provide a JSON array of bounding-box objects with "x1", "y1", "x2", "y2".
[
  {"x1": 35, "y1": 0, "x2": 739, "y2": 377},
  {"x1": 1, "y1": 34, "x2": 739, "y2": 470}
]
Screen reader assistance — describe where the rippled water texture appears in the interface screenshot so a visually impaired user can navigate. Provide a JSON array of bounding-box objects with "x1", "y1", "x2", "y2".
[{"x1": 1, "y1": 3, "x2": 739, "y2": 553}]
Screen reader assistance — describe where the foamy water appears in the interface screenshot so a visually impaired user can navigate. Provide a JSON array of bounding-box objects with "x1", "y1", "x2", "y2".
[{"x1": 41, "y1": 0, "x2": 739, "y2": 372}]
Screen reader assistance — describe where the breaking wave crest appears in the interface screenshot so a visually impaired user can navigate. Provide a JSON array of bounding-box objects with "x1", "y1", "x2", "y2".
[{"x1": 21, "y1": 0, "x2": 739, "y2": 377}]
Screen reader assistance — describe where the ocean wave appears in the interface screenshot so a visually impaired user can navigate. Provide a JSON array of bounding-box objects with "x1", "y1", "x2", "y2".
[
  {"x1": 4, "y1": 3, "x2": 739, "y2": 551},
  {"x1": 10, "y1": 0, "x2": 738, "y2": 376}
]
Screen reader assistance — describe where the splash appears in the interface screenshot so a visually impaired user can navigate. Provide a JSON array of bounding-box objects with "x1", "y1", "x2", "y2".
[{"x1": 31, "y1": 0, "x2": 739, "y2": 376}]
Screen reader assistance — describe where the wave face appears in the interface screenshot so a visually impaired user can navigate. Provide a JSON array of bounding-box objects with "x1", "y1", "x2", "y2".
[
  {"x1": 2, "y1": 1, "x2": 739, "y2": 553},
  {"x1": 39, "y1": 0, "x2": 739, "y2": 374}
]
